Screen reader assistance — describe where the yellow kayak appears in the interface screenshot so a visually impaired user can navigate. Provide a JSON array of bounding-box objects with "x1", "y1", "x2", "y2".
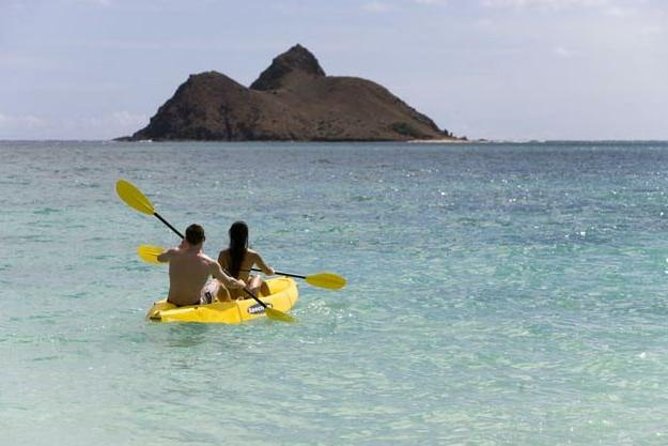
[{"x1": 146, "y1": 277, "x2": 298, "y2": 324}]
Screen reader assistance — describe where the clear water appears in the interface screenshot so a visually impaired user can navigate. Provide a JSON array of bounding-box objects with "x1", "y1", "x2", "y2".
[{"x1": 2, "y1": 140, "x2": 668, "y2": 445}]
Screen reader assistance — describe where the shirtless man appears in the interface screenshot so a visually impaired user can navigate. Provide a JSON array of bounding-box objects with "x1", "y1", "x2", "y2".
[{"x1": 157, "y1": 224, "x2": 245, "y2": 307}]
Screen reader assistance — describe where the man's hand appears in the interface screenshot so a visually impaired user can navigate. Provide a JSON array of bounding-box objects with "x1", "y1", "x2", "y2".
[{"x1": 232, "y1": 279, "x2": 245, "y2": 289}]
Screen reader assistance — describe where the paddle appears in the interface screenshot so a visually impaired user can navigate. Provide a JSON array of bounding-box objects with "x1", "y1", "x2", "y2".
[
  {"x1": 117, "y1": 179, "x2": 295, "y2": 323},
  {"x1": 116, "y1": 179, "x2": 185, "y2": 239},
  {"x1": 246, "y1": 268, "x2": 346, "y2": 290},
  {"x1": 137, "y1": 244, "x2": 164, "y2": 265}
]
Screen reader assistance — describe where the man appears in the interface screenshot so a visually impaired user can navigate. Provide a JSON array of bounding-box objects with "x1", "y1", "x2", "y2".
[{"x1": 157, "y1": 224, "x2": 245, "y2": 307}]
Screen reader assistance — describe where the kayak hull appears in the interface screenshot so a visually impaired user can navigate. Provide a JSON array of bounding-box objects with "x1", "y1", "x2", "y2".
[{"x1": 145, "y1": 277, "x2": 298, "y2": 324}]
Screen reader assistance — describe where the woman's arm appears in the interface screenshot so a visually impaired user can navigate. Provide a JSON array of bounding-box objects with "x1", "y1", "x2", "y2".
[{"x1": 251, "y1": 250, "x2": 275, "y2": 276}]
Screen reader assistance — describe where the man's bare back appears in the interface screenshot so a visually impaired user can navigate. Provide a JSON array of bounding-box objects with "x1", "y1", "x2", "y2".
[
  {"x1": 158, "y1": 225, "x2": 244, "y2": 307},
  {"x1": 161, "y1": 246, "x2": 213, "y2": 306}
]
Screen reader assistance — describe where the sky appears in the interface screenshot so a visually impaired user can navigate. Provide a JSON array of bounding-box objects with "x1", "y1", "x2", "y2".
[{"x1": 1, "y1": 0, "x2": 666, "y2": 141}]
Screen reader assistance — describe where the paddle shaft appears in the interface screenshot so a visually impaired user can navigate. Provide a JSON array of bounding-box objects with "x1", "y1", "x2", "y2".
[
  {"x1": 250, "y1": 267, "x2": 305, "y2": 280},
  {"x1": 241, "y1": 267, "x2": 345, "y2": 290},
  {"x1": 155, "y1": 212, "x2": 184, "y2": 239},
  {"x1": 242, "y1": 288, "x2": 269, "y2": 308}
]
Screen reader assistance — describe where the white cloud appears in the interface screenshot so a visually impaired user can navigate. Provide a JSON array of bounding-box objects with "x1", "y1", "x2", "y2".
[
  {"x1": 66, "y1": 0, "x2": 112, "y2": 6},
  {"x1": 482, "y1": 0, "x2": 610, "y2": 9},
  {"x1": 63, "y1": 111, "x2": 148, "y2": 135},
  {"x1": 362, "y1": 0, "x2": 448, "y2": 9},
  {"x1": 0, "y1": 113, "x2": 47, "y2": 129},
  {"x1": 604, "y1": 5, "x2": 632, "y2": 16},
  {"x1": 363, "y1": 1, "x2": 393, "y2": 12},
  {"x1": 99, "y1": 111, "x2": 148, "y2": 128},
  {"x1": 640, "y1": 24, "x2": 664, "y2": 36},
  {"x1": 0, "y1": 111, "x2": 147, "y2": 139},
  {"x1": 413, "y1": 0, "x2": 448, "y2": 5},
  {"x1": 554, "y1": 46, "x2": 575, "y2": 57}
]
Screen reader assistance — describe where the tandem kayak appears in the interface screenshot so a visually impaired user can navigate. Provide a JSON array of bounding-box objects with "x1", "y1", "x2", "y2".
[{"x1": 145, "y1": 277, "x2": 298, "y2": 324}]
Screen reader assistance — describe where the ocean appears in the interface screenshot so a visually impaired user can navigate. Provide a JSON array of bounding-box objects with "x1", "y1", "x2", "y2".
[{"x1": 2, "y1": 140, "x2": 668, "y2": 445}]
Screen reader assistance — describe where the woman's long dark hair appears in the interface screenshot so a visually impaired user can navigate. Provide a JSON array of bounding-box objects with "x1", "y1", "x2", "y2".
[{"x1": 228, "y1": 221, "x2": 249, "y2": 278}]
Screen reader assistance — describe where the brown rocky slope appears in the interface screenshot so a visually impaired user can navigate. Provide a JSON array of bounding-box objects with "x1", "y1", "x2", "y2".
[{"x1": 121, "y1": 44, "x2": 455, "y2": 142}]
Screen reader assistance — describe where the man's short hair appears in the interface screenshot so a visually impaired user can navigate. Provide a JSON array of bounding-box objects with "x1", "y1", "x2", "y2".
[{"x1": 185, "y1": 224, "x2": 205, "y2": 245}]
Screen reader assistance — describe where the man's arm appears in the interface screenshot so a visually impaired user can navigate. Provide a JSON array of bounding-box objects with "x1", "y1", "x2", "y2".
[
  {"x1": 157, "y1": 248, "x2": 177, "y2": 263},
  {"x1": 209, "y1": 260, "x2": 244, "y2": 289}
]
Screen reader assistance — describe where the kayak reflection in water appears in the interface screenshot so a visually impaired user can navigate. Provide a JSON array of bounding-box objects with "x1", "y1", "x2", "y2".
[
  {"x1": 217, "y1": 221, "x2": 275, "y2": 301},
  {"x1": 157, "y1": 224, "x2": 245, "y2": 307}
]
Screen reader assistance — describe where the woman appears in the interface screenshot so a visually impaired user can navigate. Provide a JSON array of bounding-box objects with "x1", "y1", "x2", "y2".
[{"x1": 217, "y1": 221, "x2": 275, "y2": 301}]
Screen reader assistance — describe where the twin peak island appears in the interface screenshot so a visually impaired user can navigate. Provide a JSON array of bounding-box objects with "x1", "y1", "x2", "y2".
[{"x1": 119, "y1": 44, "x2": 460, "y2": 142}]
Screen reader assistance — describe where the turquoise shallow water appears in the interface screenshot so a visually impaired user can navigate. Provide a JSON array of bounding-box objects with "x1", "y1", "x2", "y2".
[{"x1": 2, "y1": 140, "x2": 668, "y2": 445}]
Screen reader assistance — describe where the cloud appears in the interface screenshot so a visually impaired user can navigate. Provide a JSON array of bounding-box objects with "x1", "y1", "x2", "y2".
[
  {"x1": 604, "y1": 5, "x2": 633, "y2": 16},
  {"x1": 363, "y1": 0, "x2": 448, "y2": 10},
  {"x1": 0, "y1": 111, "x2": 147, "y2": 139},
  {"x1": 640, "y1": 24, "x2": 664, "y2": 36},
  {"x1": 413, "y1": 0, "x2": 448, "y2": 4},
  {"x1": 482, "y1": 0, "x2": 610, "y2": 9},
  {"x1": 479, "y1": 0, "x2": 655, "y2": 19},
  {"x1": 363, "y1": 1, "x2": 393, "y2": 12},
  {"x1": 102, "y1": 111, "x2": 148, "y2": 128},
  {"x1": 0, "y1": 113, "x2": 47, "y2": 129},
  {"x1": 66, "y1": 0, "x2": 112, "y2": 6},
  {"x1": 554, "y1": 46, "x2": 575, "y2": 57},
  {"x1": 63, "y1": 111, "x2": 148, "y2": 135}
]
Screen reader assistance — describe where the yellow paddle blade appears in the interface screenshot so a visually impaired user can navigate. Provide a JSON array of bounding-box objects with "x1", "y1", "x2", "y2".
[
  {"x1": 116, "y1": 179, "x2": 155, "y2": 215},
  {"x1": 305, "y1": 272, "x2": 347, "y2": 290},
  {"x1": 137, "y1": 244, "x2": 165, "y2": 264},
  {"x1": 266, "y1": 308, "x2": 297, "y2": 323}
]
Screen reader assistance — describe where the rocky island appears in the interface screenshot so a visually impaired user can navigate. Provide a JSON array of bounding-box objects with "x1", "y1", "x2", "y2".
[{"x1": 120, "y1": 44, "x2": 456, "y2": 142}]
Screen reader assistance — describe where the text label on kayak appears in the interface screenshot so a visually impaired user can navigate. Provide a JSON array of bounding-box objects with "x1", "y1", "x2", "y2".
[{"x1": 248, "y1": 303, "x2": 273, "y2": 315}]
